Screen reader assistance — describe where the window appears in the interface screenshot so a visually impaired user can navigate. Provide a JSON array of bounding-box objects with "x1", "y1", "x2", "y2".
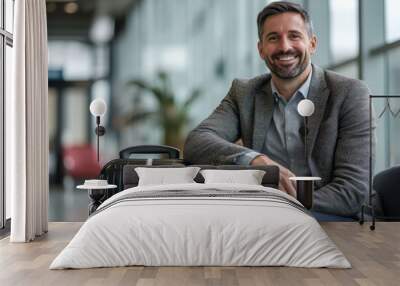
[
  {"x1": 329, "y1": 0, "x2": 359, "y2": 62},
  {"x1": 385, "y1": 47, "x2": 400, "y2": 168},
  {"x1": 5, "y1": 0, "x2": 13, "y2": 33},
  {"x1": 1, "y1": 0, "x2": 14, "y2": 229},
  {"x1": 48, "y1": 41, "x2": 94, "y2": 80},
  {"x1": 385, "y1": 0, "x2": 400, "y2": 42}
]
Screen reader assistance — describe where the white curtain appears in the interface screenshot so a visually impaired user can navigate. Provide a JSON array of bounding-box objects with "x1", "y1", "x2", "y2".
[{"x1": 6, "y1": 0, "x2": 49, "y2": 242}]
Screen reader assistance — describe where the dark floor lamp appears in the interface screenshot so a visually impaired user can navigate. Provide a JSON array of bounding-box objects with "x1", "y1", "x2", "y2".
[{"x1": 89, "y1": 98, "x2": 107, "y2": 162}]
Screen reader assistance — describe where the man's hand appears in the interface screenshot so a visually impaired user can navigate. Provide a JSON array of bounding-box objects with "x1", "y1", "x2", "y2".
[{"x1": 251, "y1": 155, "x2": 297, "y2": 197}]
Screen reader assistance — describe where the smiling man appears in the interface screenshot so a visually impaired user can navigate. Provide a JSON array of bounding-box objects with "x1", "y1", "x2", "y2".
[{"x1": 184, "y1": 1, "x2": 373, "y2": 219}]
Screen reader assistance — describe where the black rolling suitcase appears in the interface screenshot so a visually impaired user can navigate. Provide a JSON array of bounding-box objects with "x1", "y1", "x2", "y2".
[{"x1": 97, "y1": 145, "x2": 183, "y2": 201}]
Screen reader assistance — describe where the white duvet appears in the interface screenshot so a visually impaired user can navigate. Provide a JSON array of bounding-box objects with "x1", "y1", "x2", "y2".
[{"x1": 50, "y1": 183, "x2": 351, "y2": 269}]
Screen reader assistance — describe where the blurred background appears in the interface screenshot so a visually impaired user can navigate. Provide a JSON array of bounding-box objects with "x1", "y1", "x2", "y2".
[
  {"x1": 45, "y1": 0, "x2": 400, "y2": 219},
  {"x1": 3, "y1": 0, "x2": 400, "y2": 222}
]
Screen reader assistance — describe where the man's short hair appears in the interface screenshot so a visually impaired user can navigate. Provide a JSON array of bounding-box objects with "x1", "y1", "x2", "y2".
[{"x1": 257, "y1": 1, "x2": 314, "y2": 40}]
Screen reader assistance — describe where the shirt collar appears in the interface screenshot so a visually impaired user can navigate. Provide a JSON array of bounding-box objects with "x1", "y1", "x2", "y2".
[{"x1": 271, "y1": 69, "x2": 313, "y2": 104}]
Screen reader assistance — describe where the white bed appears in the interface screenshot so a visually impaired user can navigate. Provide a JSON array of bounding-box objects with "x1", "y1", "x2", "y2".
[{"x1": 50, "y1": 183, "x2": 351, "y2": 269}]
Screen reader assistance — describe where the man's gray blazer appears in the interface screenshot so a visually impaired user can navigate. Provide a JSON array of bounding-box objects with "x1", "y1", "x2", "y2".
[{"x1": 184, "y1": 65, "x2": 373, "y2": 217}]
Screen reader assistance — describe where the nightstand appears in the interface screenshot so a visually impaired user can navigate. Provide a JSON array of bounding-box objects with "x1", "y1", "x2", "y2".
[
  {"x1": 77, "y1": 184, "x2": 117, "y2": 215},
  {"x1": 289, "y1": 177, "x2": 321, "y2": 209}
]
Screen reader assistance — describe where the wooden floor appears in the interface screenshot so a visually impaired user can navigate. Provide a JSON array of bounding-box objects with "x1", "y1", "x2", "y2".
[{"x1": 0, "y1": 222, "x2": 399, "y2": 286}]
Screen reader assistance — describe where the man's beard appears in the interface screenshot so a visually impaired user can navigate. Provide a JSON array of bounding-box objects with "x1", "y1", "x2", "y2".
[{"x1": 264, "y1": 51, "x2": 309, "y2": 80}]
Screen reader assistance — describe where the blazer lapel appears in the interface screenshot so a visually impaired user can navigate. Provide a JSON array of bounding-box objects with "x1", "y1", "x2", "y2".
[
  {"x1": 252, "y1": 79, "x2": 274, "y2": 151},
  {"x1": 306, "y1": 65, "x2": 330, "y2": 157}
]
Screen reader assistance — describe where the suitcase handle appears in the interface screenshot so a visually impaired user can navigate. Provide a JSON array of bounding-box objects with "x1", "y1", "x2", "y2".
[{"x1": 119, "y1": 145, "x2": 180, "y2": 159}]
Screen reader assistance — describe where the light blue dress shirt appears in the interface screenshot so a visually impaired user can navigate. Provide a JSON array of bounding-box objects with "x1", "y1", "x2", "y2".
[{"x1": 237, "y1": 71, "x2": 313, "y2": 176}]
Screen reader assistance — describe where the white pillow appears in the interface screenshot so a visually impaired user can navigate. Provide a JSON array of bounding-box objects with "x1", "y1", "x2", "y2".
[
  {"x1": 200, "y1": 169, "x2": 266, "y2": 185},
  {"x1": 135, "y1": 167, "x2": 201, "y2": 186}
]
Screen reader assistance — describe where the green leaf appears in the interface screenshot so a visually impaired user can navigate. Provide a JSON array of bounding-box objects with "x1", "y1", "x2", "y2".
[
  {"x1": 115, "y1": 111, "x2": 157, "y2": 128},
  {"x1": 183, "y1": 88, "x2": 202, "y2": 109},
  {"x1": 123, "y1": 72, "x2": 202, "y2": 145},
  {"x1": 127, "y1": 79, "x2": 165, "y2": 103}
]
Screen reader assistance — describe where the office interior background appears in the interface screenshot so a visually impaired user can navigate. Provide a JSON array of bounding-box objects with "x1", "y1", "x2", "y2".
[{"x1": 1, "y1": 0, "x2": 400, "y2": 224}]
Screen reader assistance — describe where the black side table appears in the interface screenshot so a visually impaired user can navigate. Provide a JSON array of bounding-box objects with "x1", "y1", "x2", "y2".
[
  {"x1": 77, "y1": 184, "x2": 117, "y2": 215},
  {"x1": 289, "y1": 176, "x2": 321, "y2": 209}
]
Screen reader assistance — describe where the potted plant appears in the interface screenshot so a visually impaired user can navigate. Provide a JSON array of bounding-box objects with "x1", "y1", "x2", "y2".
[{"x1": 116, "y1": 71, "x2": 202, "y2": 151}]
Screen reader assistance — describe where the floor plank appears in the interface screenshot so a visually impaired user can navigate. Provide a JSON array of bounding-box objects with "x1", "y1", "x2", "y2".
[{"x1": 0, "y1": 222, "x2": 399, "y2": 286}]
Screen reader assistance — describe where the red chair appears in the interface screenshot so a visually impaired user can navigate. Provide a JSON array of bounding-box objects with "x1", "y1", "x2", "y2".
[{"x1": 62, "y1": 144, "x2": 101, "y2": 180}]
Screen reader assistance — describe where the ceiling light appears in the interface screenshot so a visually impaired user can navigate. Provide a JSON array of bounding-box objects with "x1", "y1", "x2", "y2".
[
  {"x1": 90, "y1": 15, "x2": 115, "y2": 43},
  {"x1": 64, "y1": 2, "x2": 79, "y2": 14}
]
